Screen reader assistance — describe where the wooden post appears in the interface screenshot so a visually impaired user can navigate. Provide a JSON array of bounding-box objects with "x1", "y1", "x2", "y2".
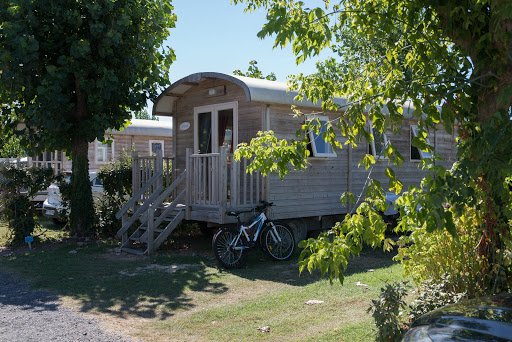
[
  {"x1": 122, "y1": 213, "x2": 128, "y2": 247},
  {"x1": 132, "y1": 151, "x2": 139, "y2": 214},
  {"x1": 147, "y1": 208, "x2": 154, "y2": 255},
  {"x1": 230, "y1": 157, "x2": 236, "y2": 207},
  {"x1": 185, "y1": 148, "x2": 191, "y2": 220},
  {"x1": 172, "y1": 156, "x2": 177, "y2": 198},
  {"x1": 220, "y1": 147, "x2": 228, "y2": 222},
  {"x1": 156, "y1": 149, "x2": 163, "y2": 190}
]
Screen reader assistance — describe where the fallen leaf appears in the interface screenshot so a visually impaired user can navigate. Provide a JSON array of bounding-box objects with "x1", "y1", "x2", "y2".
[
  {"x1": 305, "y1": 300, "x2": 324, "y2": 305},
  {"x1": 257, "y1": 326, "x2": 270, "y2": 333}
]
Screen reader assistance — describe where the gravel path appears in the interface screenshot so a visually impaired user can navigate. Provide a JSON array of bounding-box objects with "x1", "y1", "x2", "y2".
[{"x1": 0, "y1": 271, "x2": 133, "y2": 342}]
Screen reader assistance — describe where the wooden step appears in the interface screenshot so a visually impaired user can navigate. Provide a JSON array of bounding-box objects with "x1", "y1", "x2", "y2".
[
  {"x1": 138, "y1": 226, "x2": 165, "y2": 233},
  {"x1": 129, "y1": 235, "x2": 149, "y2": 242},
  {"x1": 121, "y1": 247, "x2": 146, "y2": 255},
  {"x1": 156, "y1": 203, "x2": 186, "y2": 210}
]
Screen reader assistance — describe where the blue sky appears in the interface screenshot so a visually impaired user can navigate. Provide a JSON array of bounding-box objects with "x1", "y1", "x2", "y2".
[
  {"x1": 166, "y1": 0, "x2": 327, "y2": 83},
  {"x1": 151, "y1": 0, "x2": 330, "y2": 118}
]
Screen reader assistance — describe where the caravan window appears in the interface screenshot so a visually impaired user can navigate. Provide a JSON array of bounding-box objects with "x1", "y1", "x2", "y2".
[
  {"x1": 95, "y1": 140, "x2": 109, "y2": 163},
  {"x1": 368, "y1": 123, "x2": 388, "y2": 160},
  {"x1": 306, "y1": 115, "x2": 337, "y2": 158},
  {"x1": 149, "y1": 140, "x2": 165, "y2": 156},
  {"x1": 410, "y1": 126, "x2": 432, "y2": 160}
]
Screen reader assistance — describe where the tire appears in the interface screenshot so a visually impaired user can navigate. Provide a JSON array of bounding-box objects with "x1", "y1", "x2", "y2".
[
  {"x1": 212, "y1": 226, "x2": 248, "y2": 269},
  {"x1": 263, "y1": 221, "x2": 295, "y2": 261}
]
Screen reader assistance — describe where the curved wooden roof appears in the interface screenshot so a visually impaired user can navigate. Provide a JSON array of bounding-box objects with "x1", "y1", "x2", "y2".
[
  {"x1": 152, "y1": 72, "x2": 341, "y2": 116},
  {"x1": 152, "y1": 72, "x2": 418, "y2": 117}
]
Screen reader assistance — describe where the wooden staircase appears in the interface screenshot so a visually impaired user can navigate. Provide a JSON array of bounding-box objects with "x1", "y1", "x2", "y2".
[{"x1": 116, "y1": 167, "x2": 187, "y2": 255}]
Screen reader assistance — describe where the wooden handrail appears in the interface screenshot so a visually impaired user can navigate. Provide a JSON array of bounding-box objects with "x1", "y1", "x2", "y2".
[
  {"x1": 150, "y1": 169, "x2": 186, "y2": 210},
  {"x1": 116, "y1": 184, "x2": 163, "y2": 237},
  {"x1": 151, "y1": 190, "x2": 185, "y2": 228},
  {"x1": 116, "y1": 170, "x2": 163, "y2": 219}
]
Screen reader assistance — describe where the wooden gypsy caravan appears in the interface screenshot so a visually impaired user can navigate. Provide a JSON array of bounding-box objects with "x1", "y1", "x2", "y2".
[{"x1": 116, "y1": 72, "x2": 457, "y2": 255}]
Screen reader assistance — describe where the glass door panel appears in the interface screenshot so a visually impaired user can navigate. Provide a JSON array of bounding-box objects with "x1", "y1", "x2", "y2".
[
  {"x1": 197, "y1": 111, "x2": 212, "y2": 153},
  {"x1": 218, "y1": 109, "x2": 234, "y2": 153}
]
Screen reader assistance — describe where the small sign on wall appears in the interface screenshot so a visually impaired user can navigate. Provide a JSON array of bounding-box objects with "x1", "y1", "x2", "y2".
[{"x1": 179, "y1": 122, "x2": 190, "y2": 131}]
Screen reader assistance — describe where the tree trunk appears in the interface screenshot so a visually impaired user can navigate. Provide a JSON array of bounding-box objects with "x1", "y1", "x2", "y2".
[
  {"x1": 69, "y1": 76, "x2": 94, "y2": 236},
  {"x1": 70, "y1": 136, "x2": 94, "y2": 236}
]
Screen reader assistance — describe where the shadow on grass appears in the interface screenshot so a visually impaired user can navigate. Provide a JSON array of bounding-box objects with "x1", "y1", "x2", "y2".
[
  {"x1": 213, "y1": 242, "x2": 398, "y2": 287},
  {"x1": 0, "y1": 242, "x2": 228, "y2": 320},
  {"x1": 141, "y1": 224, "x2": 399, "y2": 288}
]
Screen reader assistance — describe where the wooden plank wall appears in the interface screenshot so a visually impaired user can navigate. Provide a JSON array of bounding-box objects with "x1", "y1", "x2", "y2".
[
  {"x1": 268, "y1": 105, "x2": 458, "y2": 220},
  {"x1": 268, "y1": 105, "x2": 349, "y2": 219},
  {"x1": 87, "y1": 134, "x2": 173, "y2": 171}
]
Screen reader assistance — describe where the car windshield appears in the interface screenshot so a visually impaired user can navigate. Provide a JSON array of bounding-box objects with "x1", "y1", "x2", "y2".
[{"x1": 91, "y1": 177, "x2": 102, "y2": 186}]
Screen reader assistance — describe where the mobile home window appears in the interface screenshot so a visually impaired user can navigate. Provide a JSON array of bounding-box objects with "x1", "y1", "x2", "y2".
[
  {"x1": 306, "y1": 115, "x2": 337, "y2": 158},
  {"x1": 149, "y1": 140, "x2": 164, "y2": 156},
  {"x1": 96, "y1": 140, "x2": 108, "y2": 163},
  {"x1": 410, "y1": 126, "x2": 432, "y2": 160},
  {"x1": 368, "y1": 123, "x2": 388, "y2": 160}
]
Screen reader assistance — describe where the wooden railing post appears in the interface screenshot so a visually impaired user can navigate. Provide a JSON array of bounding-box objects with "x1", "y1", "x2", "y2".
[
  {"x1": 132, "y1": 151, "x2": 139, "y2": 214},
  {"x1": 220, "y1": 147, "x2": 228, "y2": 221},
  {"x1": 122, "y1": 213, "x2": 128, "y2": 246},
  {"x1": 185, "y1": 148, "x2": 191, "y2": 220},
  {"x1": 156, "y1": 149, "x2": 163, "y2": 190},
  {"x1": 147, "y1": 208, "x2": 154, "y2": 255}
]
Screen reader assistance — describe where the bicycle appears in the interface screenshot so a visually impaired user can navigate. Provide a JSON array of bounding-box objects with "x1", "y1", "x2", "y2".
[{"x1": 212, "y1": 201, "x2": 295, "y2": 269}]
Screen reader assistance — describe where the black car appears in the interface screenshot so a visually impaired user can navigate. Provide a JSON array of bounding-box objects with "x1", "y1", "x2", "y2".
[{"x1": 403, "y1": 293, "x2": 512, "y2": 341}]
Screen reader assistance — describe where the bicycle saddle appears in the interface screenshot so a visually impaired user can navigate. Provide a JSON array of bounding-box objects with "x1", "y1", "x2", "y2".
[{"x1": 226, "y1": 211, "x2": 244, "y2": 216}]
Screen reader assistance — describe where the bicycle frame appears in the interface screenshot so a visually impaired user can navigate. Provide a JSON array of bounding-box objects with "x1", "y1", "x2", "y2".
[
  {"x1": 213, "y1": 201, "x2": 295, "y2": 268},
  {"x1": 232, "y1": 212, "x2": 282, "y2": 250}
]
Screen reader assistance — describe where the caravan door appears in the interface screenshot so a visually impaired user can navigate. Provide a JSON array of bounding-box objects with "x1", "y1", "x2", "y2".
[{"x1": 193, "y1": 101, "x2": 238, "y2": 154}]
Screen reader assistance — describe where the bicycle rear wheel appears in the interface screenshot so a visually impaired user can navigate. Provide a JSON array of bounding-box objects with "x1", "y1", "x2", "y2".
[
  {"x1": 212, "y1": 226, "x2": 248, "y2": 269},
  {"x1": 263, "y1": 221, "x2": 295, "y2": 261}
]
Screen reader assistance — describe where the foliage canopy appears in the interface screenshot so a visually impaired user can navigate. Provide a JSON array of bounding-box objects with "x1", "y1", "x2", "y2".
[
  {"x1": 0, "y1": 0, "x2": 176, "y2": 234},
  {"x1": 233, "y1": 0, "x2": 512, "y2": 292}
]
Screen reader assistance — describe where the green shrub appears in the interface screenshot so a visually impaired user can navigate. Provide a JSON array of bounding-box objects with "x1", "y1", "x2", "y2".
[
  {"x1": 394, "y1": 206, "x2": 490, "y2": 298},
  {"x1": 369, "y1": 277, "x2": 467, "y2": 341},
  {"x1": 368, "y1": 281, "x2": 410, "y2": 342},
  {"x1": 95, "y1": 153, "x2": 132, "y2": 238},
  {"x1": 0, "y1": 166, "x2": 54, "y2": 245},
  {"x1": 409, "y1": 274, "x2": 466, "y2": 321}
]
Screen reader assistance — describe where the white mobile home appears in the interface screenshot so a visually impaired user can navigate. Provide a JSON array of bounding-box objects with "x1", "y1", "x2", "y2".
[
  {"x1": 32, "y1": 119, "x2": 173, "y2": 172},
  {"x1": 116, "y1": 72, "x2": 457, "y2": 254}
]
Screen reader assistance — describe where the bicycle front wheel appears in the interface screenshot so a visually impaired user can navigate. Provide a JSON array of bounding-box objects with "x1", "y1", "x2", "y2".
[
  {"x1": 263, "y1": 221, "x2": 295, "y2": 261},
  {"x1": 212, "y1": 226, "x2": 248, "y2": 269}
]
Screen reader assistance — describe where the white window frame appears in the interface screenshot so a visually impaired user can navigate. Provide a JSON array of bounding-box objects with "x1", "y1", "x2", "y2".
[
  {"x1": 410, "y1": 125, "x2": 432, "y2": 160},
  {"x1": 305, "y1": 115, "x2": 337, "y2": 158},
  {"x1": 193, "y1": 101, "x2": 238, "y2": 154},
  {"x1": 149, "y1": 140, "x2": 165, "y2": 156},
  {"x1": 368, "y1": 122, "x2": 389, "y2": 160},
  {"x1": 95, "y1": 140, "x2": 109, "y2": 163}
]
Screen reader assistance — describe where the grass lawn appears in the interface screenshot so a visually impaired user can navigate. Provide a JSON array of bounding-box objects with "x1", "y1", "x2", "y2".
[
  {"x1": 0, "y1": 224, "x2": 408, "y2": 342},
  {"x1": 0, "y1": 216, "x2": 68, "y2": 247}
]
